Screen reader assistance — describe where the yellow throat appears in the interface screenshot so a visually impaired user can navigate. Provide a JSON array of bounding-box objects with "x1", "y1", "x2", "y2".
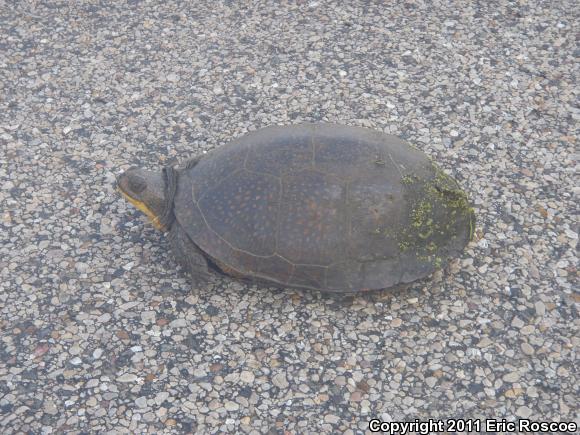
[{"x1": 117, "y1": 187, "x2": 165, "y2": 231}]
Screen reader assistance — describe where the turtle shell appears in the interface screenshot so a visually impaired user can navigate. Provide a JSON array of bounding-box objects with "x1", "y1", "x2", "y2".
[{"x1": 173, "y1": 123, "x2": 474, "y2": 293}]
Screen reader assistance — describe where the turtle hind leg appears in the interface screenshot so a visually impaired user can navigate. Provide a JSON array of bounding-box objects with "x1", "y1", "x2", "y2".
[{"x1": 168, "y1": 222, "x2": 212, "y2": 287}]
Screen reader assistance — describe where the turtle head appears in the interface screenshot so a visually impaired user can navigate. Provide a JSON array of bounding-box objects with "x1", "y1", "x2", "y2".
[{"x1": 116, "y1": 167, "x2": 168, "y2": 231}]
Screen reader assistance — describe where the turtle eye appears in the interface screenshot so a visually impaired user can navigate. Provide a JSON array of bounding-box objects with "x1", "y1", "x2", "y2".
[{"x1": 128, "y1": 176, "x2": 147, "y2": 194}]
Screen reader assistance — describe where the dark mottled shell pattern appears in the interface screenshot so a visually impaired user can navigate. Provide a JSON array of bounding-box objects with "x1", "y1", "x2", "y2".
[{"x1": 173, "y1": 124, "x2": 474, "y2": 293}]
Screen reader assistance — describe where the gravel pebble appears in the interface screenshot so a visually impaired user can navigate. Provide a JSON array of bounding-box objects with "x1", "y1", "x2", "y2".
[
  {"x1": 516, "y1": 406, "x2": 533, "y2": 418},
  {"x1": 272, "y1": 372, "x2": 290, "y2": 389},
  {"x1": 154, "y1": 392, "x2": 169, "y2": 405},
  {"x1": 117, "y1": 374, "x2": 138, "y2": 383},
  {"x1": 521, "y1": 342, "x2": 535, "y2": 355},
  {"x1": 135, "y1": 397, "x2": 148, "y2": 409},
  {"x1": 240, "y1": 371, "x2": 255, "y2": 383}
]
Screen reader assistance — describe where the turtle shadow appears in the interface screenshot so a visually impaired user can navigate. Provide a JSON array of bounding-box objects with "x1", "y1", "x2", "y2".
[{"x1": 185, "y1": 271, "x2": 427, "y2": 310}]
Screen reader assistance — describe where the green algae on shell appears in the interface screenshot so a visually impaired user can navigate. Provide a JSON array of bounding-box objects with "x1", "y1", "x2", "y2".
[{"x1": 395, "y1": 162, "x2": 475, "y2": 270}]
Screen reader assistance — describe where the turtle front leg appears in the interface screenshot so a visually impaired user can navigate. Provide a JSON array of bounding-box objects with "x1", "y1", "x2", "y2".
[{"x1": 168, "y1": 222, "x2": 212, "y2": 287}]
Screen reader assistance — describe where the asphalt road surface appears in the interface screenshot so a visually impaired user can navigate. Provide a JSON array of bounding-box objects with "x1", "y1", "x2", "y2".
[{"x1": 0, "y1": 1, "x2": 577, "y2": 433}]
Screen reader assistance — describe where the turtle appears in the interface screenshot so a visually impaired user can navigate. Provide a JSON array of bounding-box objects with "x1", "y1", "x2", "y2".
[{"x1": 117, "y1": 123, "x2": 475, "y2": 293}]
